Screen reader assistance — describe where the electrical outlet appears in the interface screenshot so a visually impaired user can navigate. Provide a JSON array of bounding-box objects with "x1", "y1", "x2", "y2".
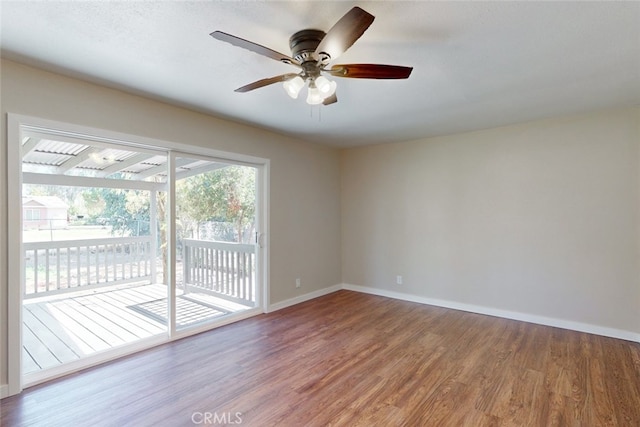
[
  {"x1": 396, "y1": 275, "x2": 403, "y2": 285},
  {"x1": 295, "y1": 278, "x2": 301, "y2": 288}
]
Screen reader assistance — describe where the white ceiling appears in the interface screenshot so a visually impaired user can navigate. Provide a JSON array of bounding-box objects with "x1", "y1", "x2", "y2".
[{"x1": 1, "y1": 1, "x2": 639, "y2": 148}]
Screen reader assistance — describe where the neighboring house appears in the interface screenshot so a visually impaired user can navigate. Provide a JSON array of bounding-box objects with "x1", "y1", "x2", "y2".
[{"x1": 22, "y1": 196, "x2": 69, "y2": 230}]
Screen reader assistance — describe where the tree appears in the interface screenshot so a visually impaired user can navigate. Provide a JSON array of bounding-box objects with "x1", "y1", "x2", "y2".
[
  {"x1": 177, "y1": 165, "x2": 255, "y2": 243},
  {"x1": 96, "y1": 188, "x2": 150, "y2": 236},
  {"x1": 80, "y1": 188, "x2": 106, "y2": 220}
]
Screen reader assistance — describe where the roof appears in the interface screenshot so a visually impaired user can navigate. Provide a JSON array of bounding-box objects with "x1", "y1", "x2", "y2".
[
  {"x1": 22, "y1": 196, "x2": 69, "y2": 209},
  {"x1": 21, "y1": 134, "x2": 227, "y2": 185}
]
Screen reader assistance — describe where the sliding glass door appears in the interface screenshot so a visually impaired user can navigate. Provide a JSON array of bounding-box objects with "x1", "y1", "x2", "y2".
[
  {"x1": 10, "y1": 119, "x2": 265, "y2": 392},
  {"x1": 20, "y1": 138, "x2": 169, "y2": 382},
  {"x1": 173, "y1": 155, "x2": 258, "y2": 331}
]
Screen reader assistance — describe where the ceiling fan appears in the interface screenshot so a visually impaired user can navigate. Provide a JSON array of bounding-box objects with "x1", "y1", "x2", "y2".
[{"x1": 210, "y1": 6, "x2": 413, "y2": 106}]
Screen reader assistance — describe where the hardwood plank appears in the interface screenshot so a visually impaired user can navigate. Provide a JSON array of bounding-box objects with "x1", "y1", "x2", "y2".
[
  {"x1": 458, "y1": 409, "x2": 502, "y2": 426},
  {"x1": 490, "y1": 366, "x2": 545, "y2": 426},
  {"x1": 472, "y1": 339, "x2": 516, "y2": 413},
  {"x1": 307, "y1": 374, "x2": 389, "y2": 426},
  {"x1": 3, "y1": 290, "x2": 639, "y2": 427},
  {"x1": 511, "y1": 323, "x2": 550, "y2": 371},
  {"x1": 539, "y1": 392, "x2": 576, "y2": 426},
  {"x1": 405, "y1": 379, "x2": 475, "y2": 426},
  {"x1": 582, "y1": 357, "x2": 618, "y2": 426},
  {"x1": 600, "y1": 337, "x2": 640, "y2": 424}
]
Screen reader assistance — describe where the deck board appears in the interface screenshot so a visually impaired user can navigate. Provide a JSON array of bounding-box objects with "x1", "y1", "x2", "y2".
[
  {"x1": 124, "y1": 285, "x2": 166, "y2": 302},
  {"x1": 21, "y1": 346, "x2": 41, "y2": 374},
  {"x1": 73, "y1": 294, "x2": 148, "y2": 341},
  {"x1": 54, "y1": 298, "x2": 129, "y2": 346},
  {"x1": 85, "y1": 292, "x2": 165, "y2": 335},
  {"x1": 22, "y1": 322, "x2": 60, "y2": 371},
  {"x1": 22, "y1": 283, "x2": 251, "y2": 376},
  {"x1": 27, "y1": 302, "x2": 96, "y2": 354},
  {"x1": 22, "y1": 308, "x2": 79, "y2": 365},
  {"x1": 31, "y1": 302, "x2": 111, "y2": 357}
]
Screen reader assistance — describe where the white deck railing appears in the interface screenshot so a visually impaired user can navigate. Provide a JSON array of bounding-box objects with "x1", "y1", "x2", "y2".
[
  {"x1": 24, "y1": 236, "x2": 154, "y2": 298},
  {"x1": 182, "y1": 239, "x2": 255, "y2": 306},
  {"x1": 23, "y1": 237, "x2": 255, "y2": 306}
]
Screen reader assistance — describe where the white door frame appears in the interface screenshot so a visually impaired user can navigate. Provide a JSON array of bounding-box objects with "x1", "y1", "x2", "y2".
[{"x1": 5, "y1": 113, "x2": 270, "y2": 396}]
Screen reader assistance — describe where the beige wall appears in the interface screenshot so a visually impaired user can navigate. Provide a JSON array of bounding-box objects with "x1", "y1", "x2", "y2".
[
  {"x1": 0, "y1": 59, "x2": 342, "y2": 387},
  {"x1": 2, "y1": 57, "x2": 639, "y2": 394},
  {"x1": 342, "y1": 107, "x2": 640, "y2": 335}
]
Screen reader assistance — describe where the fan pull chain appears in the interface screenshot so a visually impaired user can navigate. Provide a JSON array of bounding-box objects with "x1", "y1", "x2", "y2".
[{"x1": 309, "y1": 106, "x2": 322, "y2": 122}]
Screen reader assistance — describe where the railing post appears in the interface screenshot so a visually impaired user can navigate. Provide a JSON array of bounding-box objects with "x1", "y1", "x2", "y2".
[
  {"x1": 183, "y1": 241, "x2": 190, "y2": 295},
  {"x1": 33, "y1": 249, "x2": 39, "y2": 295},
  {"x1": 150, "y1": 191, "x2": 158, "y2": 284}
]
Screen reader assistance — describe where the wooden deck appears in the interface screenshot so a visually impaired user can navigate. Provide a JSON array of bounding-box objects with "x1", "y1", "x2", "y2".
[{"x1": 22, "y1": 283, "x2": 252, "y2": 375}]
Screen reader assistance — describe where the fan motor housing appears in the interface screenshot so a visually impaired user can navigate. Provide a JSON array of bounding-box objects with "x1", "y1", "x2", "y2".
[{"x1": 289, "y1": 29, "x2": 326, "y2": 63}]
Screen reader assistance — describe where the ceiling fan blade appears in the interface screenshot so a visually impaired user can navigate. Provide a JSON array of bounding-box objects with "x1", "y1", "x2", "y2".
[
  {"x1": 323, "y1": 93, "x2": 338, "y2": 106},
  {"x1": 235, "y1": 73, "x2": 300, "y2": 93},
  {"x1": 315, "y1": 7, "x2": 375, "y2": 62},
  {"x1": 211, "y1": 31, "x2": 300, "y2": 66},
  {"x1": 327, "y1": 64, "x2": 413, "y2": 79}
]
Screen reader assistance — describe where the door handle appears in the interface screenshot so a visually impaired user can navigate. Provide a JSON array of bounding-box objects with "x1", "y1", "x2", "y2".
[{"x1": 255, "y1": 232, "x2": 265, "y2": 248}]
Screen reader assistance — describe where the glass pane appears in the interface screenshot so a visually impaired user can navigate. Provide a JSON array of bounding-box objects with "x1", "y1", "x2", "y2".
[
  {"x1": 21, "y1": 147, "x2": 169, "y2": 379},
  {"x1": 175, "y1": 157, "x2": 257, "y2": 330}
]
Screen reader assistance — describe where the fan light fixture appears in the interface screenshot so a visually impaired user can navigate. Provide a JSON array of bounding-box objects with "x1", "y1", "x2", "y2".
[
  {"x1": 283, "y1": 76, "x2": 305, "y2": 99},
  {"x1": 211, "y1": 7, "x2": 413, "y2": 107},
  {"x1": 284, "y1": 75, "x2": 337, "y2": 105}
]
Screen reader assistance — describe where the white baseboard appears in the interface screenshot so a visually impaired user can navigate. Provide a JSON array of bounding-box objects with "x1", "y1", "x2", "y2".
[
  {"x1": 342, "y1": 284, "x2": 640, "y2": 343},
  {"x1": 267, "y1": 284, "x2": 342, "y2": 313},
  {"x1": 0, "y1": 383, "x2": 8, "y2": 399}
]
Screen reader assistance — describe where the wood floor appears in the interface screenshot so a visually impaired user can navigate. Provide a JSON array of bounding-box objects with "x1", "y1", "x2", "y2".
[{"x1": 2, "y1": 290, "x2": 639, "y2": 426}]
